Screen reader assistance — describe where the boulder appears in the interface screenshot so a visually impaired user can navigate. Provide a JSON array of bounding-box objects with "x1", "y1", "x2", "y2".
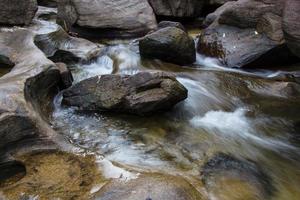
[
  {"x1": 197, "y1": 0, "x2": 298, "y2": 68},
  {"x1": 62, "y1": 72, "x2": 188, "y2": 115},
  {"x1": 283, "y1": 0, "x2": 300, "y2": 58},
  {"x1": 0, "y1": 0, "x2": 38, "y2": 25},
  {"x1": 57, "y1": 0, "x2": 157, "y2": 38},
  {"x1": 139, "y1": 27, "x2": 196, "y2": 65},
  {"x1": 218, "y1": 0, "x2": 283, "y2": 29},
  {"x1": 148, "y1": 0, "x2": 204, "y2": 18}
]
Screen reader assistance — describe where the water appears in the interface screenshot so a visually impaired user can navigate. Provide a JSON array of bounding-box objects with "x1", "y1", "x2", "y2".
[{"x1": 51, "y1": 42, "x2": 300, "y2": 199}]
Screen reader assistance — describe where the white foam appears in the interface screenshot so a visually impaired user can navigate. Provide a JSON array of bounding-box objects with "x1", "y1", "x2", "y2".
[
  {"x1": 96, "y1": 157, "x2": 139, "y2": 181},
  {"x1": 75, "y1": 55, "x2": 114, "y2": 82},
  {"x1": 191, "y1": 108, "x2": 250, "y2": 134},
  {"x1": 190, "y1": 109, "x2": 296, "y2": 150}
]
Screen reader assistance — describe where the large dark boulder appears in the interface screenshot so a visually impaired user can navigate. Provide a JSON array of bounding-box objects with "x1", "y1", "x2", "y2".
[
  {"x1": 62, "y1": 72, "x2": 188, "y2": 115},
  {"x1": 197, "y1": 0, "x2": 298, "y2": 68},
  {"x1": 0, "y1": 0, "x2": 38, "y2": 25},
  {"x1": 139, "y1": 27, "x2": 196, "y2": 65},
  {"x1": 57, "y1": 0, "x2": 157, "y2": 38},
  {"x1": 148, "y1": 0, "x2": 204, "y2": 18},
  {"x1": 283, "y1": 0, "x2": 300, "y2": 58}
]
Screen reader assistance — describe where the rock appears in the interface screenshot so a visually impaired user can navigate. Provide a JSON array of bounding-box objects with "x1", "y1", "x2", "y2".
[
  {"x1": 62, "y1": 72, "x2": 188, "y2": 115},
  {"x1": 197, "y1": 0, "x2": 299, "y2": 68},
  {"x1": 34, "y1": 26, "x2": 101, "y2": 63},
  {"x1": 56, "y1": 63, "x2": 73, "y2": 89},
  {"x1": 203, "y1": 1, "x2": 236, "y2": 27},
  {"x1": 94, "y1": 173, "x2": 204, "y2": 200},
  {"x1": 139, "y1": 27, "x2": 196, "y2": 65},
  {"x1": 0, "y1": 5, "x2": 102, "y2": 183},
  {"x1": 148, "y1": 0, "x2": 204, "y2": 18},
  {"x1": 201, "y1": 153, "x2": 276, "y2": 200},
  {"x1": 57, "y1": 0, "x2": 157, "y2": 38},
  {"x1": 218, "y1": 0, "x2": 283, "y2": 29},
  {"x1": 0, "y1": 0, "x2": 38, "y2": 26},
  {"x1": 158, "y1": 21, "x2": 186, "y2": 32},
  {"x1": 1, "y1": 151, "x2": 103, "y2": 200},
  {"x1": 283, "y1": 0, "x2": 300, "y2": 58},
  {"x1": 257, "y1": 13, "x2": 284, "y2": 43},
  {"x1": 38, "y1": 0, "x2": 58, "y2": 8}
]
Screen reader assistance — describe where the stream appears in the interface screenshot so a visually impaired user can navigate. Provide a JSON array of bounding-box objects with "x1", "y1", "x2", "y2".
[{"x1": 51, "y1": 40, "x2": 300, "y2": 199}]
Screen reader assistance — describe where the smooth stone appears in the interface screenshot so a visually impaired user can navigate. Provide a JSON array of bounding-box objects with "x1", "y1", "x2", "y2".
[
  {"x1": 201, "y1": 153, "x2": 276, "y2": 200},
  {"x1": 57, "y1": 0, "x2": 157, "y2": 38},
  {"x1": 62, "y1": 72, "x2": 188, "y2": 116},
  {"x1": 94, "y1": 173, "x2": 204, "y2": 200},
  {"x1": 139, "y1": 27, "x2": 196, "y2": 65}
]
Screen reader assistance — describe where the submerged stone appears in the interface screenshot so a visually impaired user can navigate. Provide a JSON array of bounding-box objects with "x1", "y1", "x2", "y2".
[
  {"x1": 94, "y1": 173, "x2": 204, "y2": 200},
  {"x1": 201, "y1": 153, "x2": 276, "y2": 200}
]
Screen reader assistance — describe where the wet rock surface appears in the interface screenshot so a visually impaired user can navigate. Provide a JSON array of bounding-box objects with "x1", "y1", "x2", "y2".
[
  {"x1": 57, "y1": 0, "x2": 157, "y2": 38},
  {"x1": 94, "y1": 173, "x2": 204, "y2": 200},
  {"x1": 34, "y1": 26, "x2": 101, "y2": 63},
  {"x1": 140, "y1": 27, "x2": 196, "y2": 65},
  {"x1": 0, "y1": 0, "x2": 38, "y2": 26},
  {"x1": 63, "y1": 72, "x2": 188, "y2": 115},
  {"x1": 202, "y1": 153, "x2": 276, "y2": 200},
  {"x1": 0, "y1": 151, "x2": 103, "y2": 200}
]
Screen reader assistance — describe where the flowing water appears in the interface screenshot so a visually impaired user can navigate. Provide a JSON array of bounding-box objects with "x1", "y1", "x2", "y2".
[{"x1": 51, "y1": 40, "x2": 300, "y2": 199}]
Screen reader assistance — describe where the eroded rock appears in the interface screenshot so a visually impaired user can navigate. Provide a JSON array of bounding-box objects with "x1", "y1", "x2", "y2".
[
  {"x1": 57, "y1": 0, "x2": 157, "y2": 38},
  {"x1": 34, "y1": 26, "x2": 101, "y2": 63},
  {"x1": 62, "y1": 72, "x2": 188, "y2": 115},
  {"x1": 197, "y1": 0, "x2": 299, "y2": 68},
  {"x1": 201, "y1": 153, "x2": 276, "y2": 200},
  {"x1": 0, "y1": 151, "x2": 103, "y2": 200},
  {"x1": 140, "y1": 27, "x2": 196, "y2": 65}
]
